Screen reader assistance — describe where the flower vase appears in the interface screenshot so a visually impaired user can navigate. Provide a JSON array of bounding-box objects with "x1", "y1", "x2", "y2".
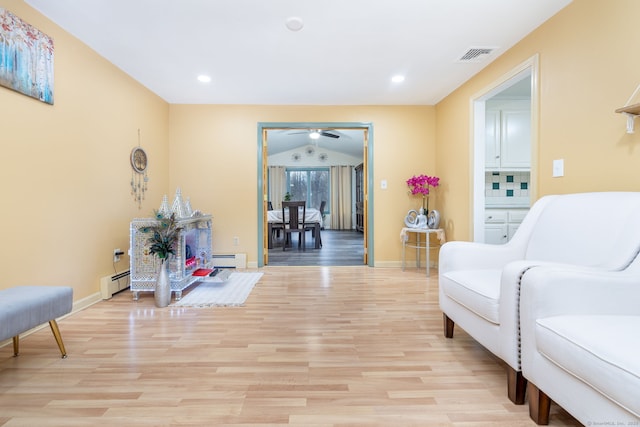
[{"x1": 154, "y1": 260, "x2": 171, "y2": 308}]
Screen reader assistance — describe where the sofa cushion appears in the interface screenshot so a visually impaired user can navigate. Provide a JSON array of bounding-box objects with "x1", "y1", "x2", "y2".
[
  {"x1": 536, "y1": 315, "x2": 640, "y2": 417},
  {"x1": 440, "y1": 269, "x2": 502, "y2": 324}
]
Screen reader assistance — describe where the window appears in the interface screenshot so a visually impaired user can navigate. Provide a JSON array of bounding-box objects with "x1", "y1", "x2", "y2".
[{"x1": 286, "y1": 168, "x2": 329, "y2": 211}]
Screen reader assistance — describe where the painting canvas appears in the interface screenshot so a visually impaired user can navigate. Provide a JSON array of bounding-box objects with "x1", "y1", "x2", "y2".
[{"x1": 0, "y1": 7, "x2": 54, "y2": 104}]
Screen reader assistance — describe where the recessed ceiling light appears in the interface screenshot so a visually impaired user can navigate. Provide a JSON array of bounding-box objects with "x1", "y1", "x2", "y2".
[
  {"x1": 197, "y1": 75, "x2": 211, "y2": 83},
  {"x1": 285, "y1": 16, "x2": 304, "y2": 32},
  {"x1": 392, "y1": 75, "x2": 405, "y2": 83}
]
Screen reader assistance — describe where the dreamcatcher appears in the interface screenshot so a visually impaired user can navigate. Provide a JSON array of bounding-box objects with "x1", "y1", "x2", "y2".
[{"x1": 130, "y1": 129, "x2": 149, "y2": 209}]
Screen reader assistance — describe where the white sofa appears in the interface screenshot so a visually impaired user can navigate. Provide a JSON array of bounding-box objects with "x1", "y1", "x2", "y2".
[
  {"x1": 520, "y1": 265, "x2": 640, "y2": 424},
  {"x1": 439, "y1": 192, "x2": 640, "y2": 403}
]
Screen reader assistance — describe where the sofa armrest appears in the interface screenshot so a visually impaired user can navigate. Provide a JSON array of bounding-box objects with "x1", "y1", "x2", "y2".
[
  {"x1": 520, "y1": 266, "x2": 640, "y2": 320},
  {"x1": 439, "y1": 240, "x2": 525, "y2": 273},
  {"x1": 496, "y1": 260, "x2": 579, "y2": 370}
]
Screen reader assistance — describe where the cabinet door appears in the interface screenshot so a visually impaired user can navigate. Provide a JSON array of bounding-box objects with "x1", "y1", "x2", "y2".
[
  {"x1": 485, "y1": 210, "x2": 508, "y2": 223},
  {"x1": 500, "y1": 109, "x2": 531, "y2": 168},
  {"x1": 485, "y1": 224, "x2": 508, "y2": 244},
  {"x1": 485, "y1": 109, "x2": 501, "y2": 169}
]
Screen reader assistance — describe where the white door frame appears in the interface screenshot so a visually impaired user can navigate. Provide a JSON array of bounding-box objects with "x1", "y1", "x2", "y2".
[
  {"x1": 470, "y1": 54, "x2": 539, "y2": 242},
  {"x1": 257, "y1": 122, "x2": 374, "y2": 266}
]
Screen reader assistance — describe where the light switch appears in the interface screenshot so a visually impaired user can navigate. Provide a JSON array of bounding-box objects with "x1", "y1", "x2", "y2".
[
  {"x1": 552, "y1": 159, "x2": 564, "y2": 177},
  {"x1": 380, "y1": 179, "x2": 387, "y2": 189}
]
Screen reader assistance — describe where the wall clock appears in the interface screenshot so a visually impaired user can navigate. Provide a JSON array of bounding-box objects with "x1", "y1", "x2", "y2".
[
  {"x1": 130, "y1": 130, "x2": 149, "y2": 209},
  {"x1": 131, "y1": 147, "x2": 148, "y2": 173}
]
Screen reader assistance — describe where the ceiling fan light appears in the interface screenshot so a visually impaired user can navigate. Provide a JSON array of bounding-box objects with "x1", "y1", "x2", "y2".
[{"x1": 309, "y1": 131, "x2": 320, "y2": 139}]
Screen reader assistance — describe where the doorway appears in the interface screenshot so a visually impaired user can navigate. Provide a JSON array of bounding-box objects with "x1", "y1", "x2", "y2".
[
  {"x1": 471, "y1": 55, "x2": 539, "y2": 242},
  {"x1": 257, "y1": 122, "x2": 374, "y2": 267}
]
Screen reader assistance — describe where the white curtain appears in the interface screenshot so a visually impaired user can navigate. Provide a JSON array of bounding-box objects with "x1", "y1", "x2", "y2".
[
  {"x1": 268, "y1": 166, "x2": 286, "y2": 209},
  {"x1": 330, "y1": 165, "x2": 353, "y2": 230}
]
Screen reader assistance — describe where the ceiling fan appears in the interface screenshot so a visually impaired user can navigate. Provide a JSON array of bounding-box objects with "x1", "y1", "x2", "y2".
[{"x1": 288, "y1": 129, "x2": 340, "y2": 139}]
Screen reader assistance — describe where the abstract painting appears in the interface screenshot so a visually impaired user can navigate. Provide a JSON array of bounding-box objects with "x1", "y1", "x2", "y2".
[{"x1": 0, "y1": 7, "x2": 54, "y2": 104}]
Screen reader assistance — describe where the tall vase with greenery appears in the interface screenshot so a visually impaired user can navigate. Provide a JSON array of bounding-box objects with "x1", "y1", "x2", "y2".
[{"x1": 141, "y1": 212, "x2": 182, "y2": 307}]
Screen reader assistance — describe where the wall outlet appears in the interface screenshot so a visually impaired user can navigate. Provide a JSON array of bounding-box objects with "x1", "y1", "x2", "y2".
[
  {"x1": 552, "y1": 159, "x2": 564, "y2": 177},
  {"x1": 233, "y1": 237, "x2": 240, "y2": 246},
  {"x1": 113, "y1": 248, "x2": 123, "y2": 263}
]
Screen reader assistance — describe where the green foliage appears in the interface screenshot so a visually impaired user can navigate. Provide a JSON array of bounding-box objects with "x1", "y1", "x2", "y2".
[{"x1": 140, "y1": 211, "x2": 183, "y2": 261}]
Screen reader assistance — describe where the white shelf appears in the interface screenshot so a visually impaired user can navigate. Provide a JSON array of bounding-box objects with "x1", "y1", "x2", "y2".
[
  {"x1": 616, "y1": 84, "x2": 640, "y2": 133},
  {"x1": 615, "y1": 103, "x2": 640, "y2": 116}
]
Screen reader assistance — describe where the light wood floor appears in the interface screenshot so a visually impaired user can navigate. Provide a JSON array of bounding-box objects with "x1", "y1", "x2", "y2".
[{"x1": 0, "y1": 267, "x2": 580, "y2": 426}]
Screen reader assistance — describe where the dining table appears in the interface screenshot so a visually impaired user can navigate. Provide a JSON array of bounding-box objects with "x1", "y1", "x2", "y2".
[{"x1": 267, "y1": 208, "x2": 323, "y2": 249}]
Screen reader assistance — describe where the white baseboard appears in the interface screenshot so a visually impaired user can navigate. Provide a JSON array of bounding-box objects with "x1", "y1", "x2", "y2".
[{"x1": 375, "y1": 260, "x2": 438, "y2": 269}]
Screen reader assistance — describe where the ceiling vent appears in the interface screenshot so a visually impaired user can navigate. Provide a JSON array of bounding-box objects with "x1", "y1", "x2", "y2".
[{"x1": 458, "y1": 47, "x2": 496, "y2": 62}]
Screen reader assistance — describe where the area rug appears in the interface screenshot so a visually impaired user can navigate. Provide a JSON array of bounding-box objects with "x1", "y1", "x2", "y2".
[{"x1": 171, "y1": 272, "x2": 263, "y2": 307}]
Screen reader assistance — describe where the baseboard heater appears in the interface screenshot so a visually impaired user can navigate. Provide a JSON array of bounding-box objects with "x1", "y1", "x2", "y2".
[
  {"x1": 211, "y1": 253, "x2": 246, "y2": 269},
  {"x1": 100, "y1": 270, "x2": 130, "y2": 299}
]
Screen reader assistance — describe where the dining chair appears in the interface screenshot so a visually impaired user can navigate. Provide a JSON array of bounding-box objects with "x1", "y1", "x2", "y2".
[
  {"x1": 268, "y1": 200, "x2": 283, "y2": 242},
  {"x1": 282, "y1": 201, "x2": 306, "y2": 251},
  {"x1": 318, "y1": 200, "x2": 326, "y2": 229}
]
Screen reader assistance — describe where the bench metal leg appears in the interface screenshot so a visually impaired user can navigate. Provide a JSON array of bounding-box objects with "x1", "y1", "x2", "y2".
[{"x1": 49, "y1": 320, "x2": 68, "y2": 359}]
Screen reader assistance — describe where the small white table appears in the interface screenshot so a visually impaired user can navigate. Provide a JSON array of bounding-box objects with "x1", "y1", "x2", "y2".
[{"x1": 400, "y1": 227, "x2": 446, "y2": 276}]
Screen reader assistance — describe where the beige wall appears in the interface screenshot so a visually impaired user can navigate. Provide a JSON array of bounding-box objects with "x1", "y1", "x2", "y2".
[
  {"x1": 4, "y1": 0, "x2": 638, "y2": 302},
  {"x1": 168, "y1": 105, "x2": 436, "y2": 265},
  {"x1": 436, "y1": 0, "x2": 640, "y2": 241},
  {"x1": 0, "y1": 0, "x2": 170, "y2": 300}
]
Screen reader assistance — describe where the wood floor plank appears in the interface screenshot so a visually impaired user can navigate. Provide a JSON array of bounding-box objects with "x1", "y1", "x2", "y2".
[{"x1": 0, "y1": 267, "x2": 581, "y2": 426}]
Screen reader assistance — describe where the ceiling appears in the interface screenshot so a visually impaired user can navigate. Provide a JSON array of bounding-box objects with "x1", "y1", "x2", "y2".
[
  {"x1": 23, "y1": 1, "x2": 568, "y2": 159},
  {"x1": 267, "y1": 128, "x2": 366, "y2": 159},
  {"x1": 25, "y1": 0, "x2": 572, "y2": 106}
]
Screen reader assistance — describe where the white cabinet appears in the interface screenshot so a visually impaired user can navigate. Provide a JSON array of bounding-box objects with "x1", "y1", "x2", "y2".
[
  {"x1": 485, "y1": 210, "x2": 508, "y2": 244},
  {"x1": 484, "y1": 209, "x2": 528, "y2": 244},
  {"x1": 485, "y1": 100, "x2": 531, "y2": 170},
  {"x1": 485, "y1": 109, "x2": 501, "y2": 169}
]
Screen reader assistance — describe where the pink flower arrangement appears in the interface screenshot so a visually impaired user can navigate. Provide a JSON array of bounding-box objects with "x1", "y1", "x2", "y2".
[
  {"x1": 407, "y1": 174, "x2": 439, "y2": 195},
  {"x1": 407, "y1": 174, "x2": 440, "y2": 210}
]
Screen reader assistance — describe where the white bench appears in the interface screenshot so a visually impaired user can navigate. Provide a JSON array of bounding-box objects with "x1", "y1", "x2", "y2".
[{"x1": 0, "y1": 286, "x2": 73, "y2": 358}]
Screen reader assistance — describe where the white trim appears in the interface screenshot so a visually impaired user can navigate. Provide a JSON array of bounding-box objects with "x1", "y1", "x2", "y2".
[{"x1": 469, "y1": 54, "x2": 539, "y2": 242}]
